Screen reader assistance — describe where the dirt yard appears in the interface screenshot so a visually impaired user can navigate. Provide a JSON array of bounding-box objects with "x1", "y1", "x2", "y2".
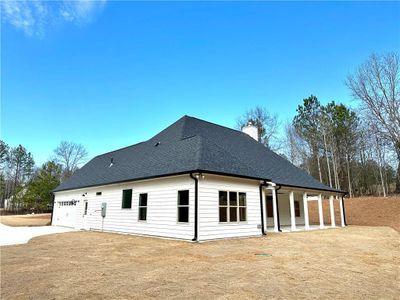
[
  {"x1": 1, "y1": 226, "x2": 399, "y2": 299},
  {"x1": 308, "y1": 196, "x2": 400, "y2": 232},
  {"x1": 0, "y1": 213, "x2": 51, "y2": 227}
]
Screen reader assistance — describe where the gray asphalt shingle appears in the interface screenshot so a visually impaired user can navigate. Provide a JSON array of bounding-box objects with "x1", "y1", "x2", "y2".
[{"x1": 54, "y1": 116, "x2": 342, "y2": 193}]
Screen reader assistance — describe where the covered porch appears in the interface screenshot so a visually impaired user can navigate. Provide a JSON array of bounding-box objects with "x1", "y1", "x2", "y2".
[{"x1": 261, "y1": 184, "x2": 345, "y2": 233}]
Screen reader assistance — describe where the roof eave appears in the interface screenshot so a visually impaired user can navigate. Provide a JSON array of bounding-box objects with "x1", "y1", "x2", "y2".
[{"x1": 52, "y1": 170, "x2": 272, "y2": 193}]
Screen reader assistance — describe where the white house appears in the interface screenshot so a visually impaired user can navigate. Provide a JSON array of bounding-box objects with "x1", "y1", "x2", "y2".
[{"x1": 52, "y1": 116, "x2": 346, "y2": 241}]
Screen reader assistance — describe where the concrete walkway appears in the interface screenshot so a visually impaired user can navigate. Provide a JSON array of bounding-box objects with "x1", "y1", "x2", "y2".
[{"x1": 0, "y1": 224, "x2": 76, "y2": 246}]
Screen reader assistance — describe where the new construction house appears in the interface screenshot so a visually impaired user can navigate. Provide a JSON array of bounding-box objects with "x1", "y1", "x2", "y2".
[{"x1": 52, "y1": 115, "x2": 346, "y2": 241}]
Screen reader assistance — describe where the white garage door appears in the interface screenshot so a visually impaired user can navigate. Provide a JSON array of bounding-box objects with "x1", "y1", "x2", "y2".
[{"x1": 54, "y1": 200, "x2": 78, "y2": 228}]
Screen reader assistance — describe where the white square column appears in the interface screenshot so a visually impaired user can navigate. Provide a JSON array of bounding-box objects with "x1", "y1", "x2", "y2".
[
  {"x1": 272, "y1": 188, "x2": 279, "y2": 232},
  {"x1": 329, "y1": 195, "x2": 336, "y2": 228},
  {"x1": 318, "y1": 194, "x2": 324, "y2": 229},
  {"x1": 289, "y1": 191, "x2": 296, "y2": 231},
  {"x1": 303, "y1": 192, "x2": 310, "y2": 230},
  {"x1": 339, "y1": 195, "x2": 345, "y2": 227}
]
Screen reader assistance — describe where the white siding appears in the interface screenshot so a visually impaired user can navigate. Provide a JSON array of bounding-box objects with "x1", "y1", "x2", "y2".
[
  {"x1": 198, "y1": 175, "x2": 262, "y2": 240},
  {"x1": 52, "y1": 192, "x2": 81, "y2": 228},
  {"x1": 276, "y1": 192, "x2": 305, "y2": 226},
  {"x1": 53, "y1": 175, "x2": 195, "y2": 240},
  {"x1": 53, "y1": 174, "x2": 265, "y2": 241},
  {"x1": 266, "y1": 191, "x2": 305, "y2": 228}
]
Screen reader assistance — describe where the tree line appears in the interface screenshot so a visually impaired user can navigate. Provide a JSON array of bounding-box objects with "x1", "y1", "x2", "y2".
[
  {"x1": 0, "y1": 141, "x2": 87, "y2": 213},
  {"x1": 237, "y1": 52, "x2": 399, "y2": 197},
  {"x1": 1, "y1": 52, "x2": 397, "y2": 213}
]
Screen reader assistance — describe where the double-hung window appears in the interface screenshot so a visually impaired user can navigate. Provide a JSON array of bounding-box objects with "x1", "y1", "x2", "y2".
[
  {"x1": 177, "y1": 190, "x2": 189, "y2": 223},
  {"x1": 239, "y1": 192, "x2": 247, "y2": 221},
  {"x1": 122, "y1": 189, "x2": 132, "y2": 209},
  {"x1": 138, "y1": 193, "x2": 148, "y2": 221},
  {"x1": 219, "y1": 191, "x2": 247, "y2": 222}
]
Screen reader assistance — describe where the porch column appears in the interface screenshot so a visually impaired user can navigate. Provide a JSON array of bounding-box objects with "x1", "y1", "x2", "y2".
[
  {"x1": 272, "y1": 188, "x2": 279, "y2": 232},
  {"x1": 303, "y1": 192, "x2": 310, "y2": 230},
  {"x1": 339, "y1": 195, "x2": 345, "y2": 227},
  {"x1": 289, "y1": 191, "x2": 296, "y2": 231},
  {"x1": 318, "y1": 194, "x2": 324, "y2": 229},
  {"x1": 262, "y1": 189, "x2": 267, "y2": 233},
  {"x1": 329, "y1": 195, "x2": 336, "y2": 228}
]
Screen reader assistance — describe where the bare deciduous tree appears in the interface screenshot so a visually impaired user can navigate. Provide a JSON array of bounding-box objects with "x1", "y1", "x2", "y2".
[
  {"x1": 53, "y1": 141, "x2": 88, "y2": 180},
  {"x1": 346, "y1": 52, "x2": 400, "y2": 192},
  {"x1": 236, "y1": 106, "x2": 280, "y2": 150}
]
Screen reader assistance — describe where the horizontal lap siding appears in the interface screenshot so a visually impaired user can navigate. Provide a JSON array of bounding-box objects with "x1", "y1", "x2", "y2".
[
  {"x1": 54, "y1": 176, "x2": 195, "y2": 240},
  {"x1": 266, "y1": 192, "x2": 305, "y2": 227},
  {"x1": 52, "y1": 192, "x2": 82, "y2": 228},
  {"x1": 198, "y1": 175, "x2": 262, "y2": 240},
  {"x1": 277, "y1": 193, "x2": 305, "y2": 226},
  {"x1": 53, "y1": 175, "x2": 265, "y2": 241}
]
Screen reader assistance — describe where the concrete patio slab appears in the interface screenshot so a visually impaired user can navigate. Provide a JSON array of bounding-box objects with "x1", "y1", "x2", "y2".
[{"x1": 0, "y1": 224, "x2": 76, "y2": 246}]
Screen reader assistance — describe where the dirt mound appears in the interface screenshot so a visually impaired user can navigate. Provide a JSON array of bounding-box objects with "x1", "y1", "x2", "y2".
[{"x1": 308, "y1": 196, "x2": 400, "y2": 232}]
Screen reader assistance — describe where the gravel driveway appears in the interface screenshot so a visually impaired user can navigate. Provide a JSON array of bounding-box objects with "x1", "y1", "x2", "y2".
[{"x1": 0, "y1": 224, "x2": 75, "y2": 246}]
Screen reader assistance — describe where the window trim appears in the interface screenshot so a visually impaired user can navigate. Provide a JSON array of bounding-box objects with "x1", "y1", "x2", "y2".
[
  {"x1": 239, "y1": 192, "x2": 247, "y2": 222},
  {"x1": 177, "y1": 190, "x2": 190, "y2": 224},
  {"x1": 121, "y1": 189, "x2": 133, "y2": 209},
  {"x1": 138, "y1": 193, "x2": 148, "y2": 222},
  {"x1": 219, "y1": 191, "x2": 247, "y2": 223}
]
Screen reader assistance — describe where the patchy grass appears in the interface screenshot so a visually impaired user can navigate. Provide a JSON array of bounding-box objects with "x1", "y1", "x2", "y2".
[
  {"x1": 308, "y1": 196, "x2": 400, "y2": 232},
  {"x1": 1, "y1": 226, "x2": 399, "y2": 299},
  {"x1": 0, "y1": 213, "x2": 51, "y2": 227}
]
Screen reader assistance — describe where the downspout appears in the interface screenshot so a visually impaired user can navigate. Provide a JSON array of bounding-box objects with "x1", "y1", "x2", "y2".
[
  {"x1": 50, "y1": 193, "x2": 55, "y2": 225},
  {"x1": 275, "y1": 185, "x2": 282, "y2": 232},
  {"x1": 342, "y1": 192, "x2": 347, "y2": 226},
  {"x1": 190, "y1": 173, "x2": 198, "y2": 242},
  {"x1": 259, "y1": 181, "x2": 268, "y2": 235}
]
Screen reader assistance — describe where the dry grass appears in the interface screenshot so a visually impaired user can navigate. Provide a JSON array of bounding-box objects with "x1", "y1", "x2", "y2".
[
  {"x1": 1, "y1": 226, "x2": 399, "y2": 299},
  {"x1": 308, "y1": 196, "x2": 400, "y2": 232},
  {"x1": 0, "y1": 213, "x2": 51, "y2": 227}
]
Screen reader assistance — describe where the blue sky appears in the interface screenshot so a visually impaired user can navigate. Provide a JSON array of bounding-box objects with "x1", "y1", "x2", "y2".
[{"x1": 2, "y1": 1, "x2": 400, "y2": 166}]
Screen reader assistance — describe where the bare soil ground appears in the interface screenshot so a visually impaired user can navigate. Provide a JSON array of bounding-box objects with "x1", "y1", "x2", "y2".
[
  {"x1": 308, "y1": 196, "x2": 400, "y2": 232},
  {"x1": 1, "y1": 226, "x2": 399, "y2": 299},
  {"x1": 0, "y1": 213, "x2": 51, "y2": 227}
]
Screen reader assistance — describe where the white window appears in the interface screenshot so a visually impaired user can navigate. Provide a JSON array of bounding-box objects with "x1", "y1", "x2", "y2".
[
  {"x1": 177, "y1": 190, "x2": 189, "y2": 223},
  {"x1": 219, "y1": 191, "x2": 247, "y2": 222},
  {"x1": 138, "y1": 193, "x2": 147, "y2": 221}
]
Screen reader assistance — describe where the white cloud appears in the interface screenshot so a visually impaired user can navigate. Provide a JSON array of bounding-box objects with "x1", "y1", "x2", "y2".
[{"x1": 1, "y1": 0, "x2": 106, "y2": 37}]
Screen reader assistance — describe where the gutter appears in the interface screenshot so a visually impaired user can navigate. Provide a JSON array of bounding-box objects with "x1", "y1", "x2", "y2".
[
  {"x1": 50, "y1": 193, "x2": 55, "y2": 225},
  {"x1": 53, "y1": 170, "x2": 267, "y2": 193},
  {"x1": 342, "y1": 192, "x2": 347, "y2": 226},
  {"x1": 189, "y1": 173, "x2": 199, "y2": 242},
  {"x1": 259, "y1": 181, "x2": 268, "y2": 235},
  {"x1": 275, "y1": 185, "x2": 282, "y2": 232}
]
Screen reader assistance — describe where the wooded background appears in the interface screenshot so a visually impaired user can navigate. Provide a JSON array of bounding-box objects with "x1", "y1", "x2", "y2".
[{"x1": 1, "y1": 52, "x2": 399, "y2": 212}]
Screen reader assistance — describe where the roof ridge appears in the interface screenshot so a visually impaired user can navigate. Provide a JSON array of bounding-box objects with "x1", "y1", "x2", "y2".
[
  {"x1": 184, "y1": 115, "x2": 247, "y2": 136},
  {"x1": 95, "y1": 141, "x2": 146, "y2": 158}
]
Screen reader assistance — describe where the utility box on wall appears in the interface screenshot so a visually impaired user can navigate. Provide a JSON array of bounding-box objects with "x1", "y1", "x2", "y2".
[{"x1": 101, "y1": 202, "x2": 107, "y2": 218}]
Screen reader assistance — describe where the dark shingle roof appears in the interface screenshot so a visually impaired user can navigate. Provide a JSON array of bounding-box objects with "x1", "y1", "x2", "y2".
[{"x1": 54, "y1": 116, "x2": 342, "y2": 193}]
